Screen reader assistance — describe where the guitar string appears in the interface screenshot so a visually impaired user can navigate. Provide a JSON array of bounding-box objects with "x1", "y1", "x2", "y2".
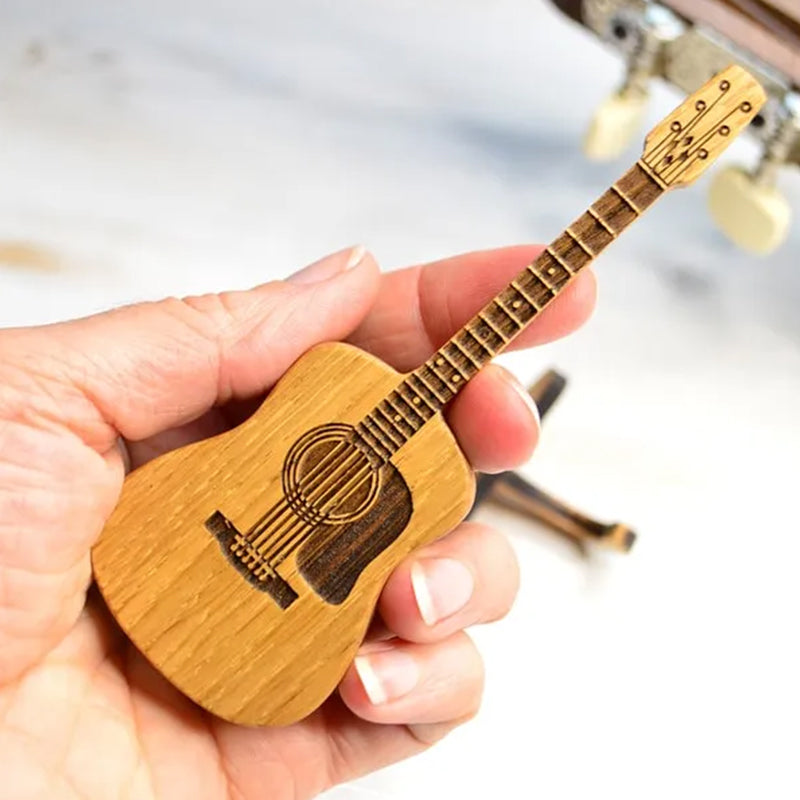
[
  {"x1": 253, "y1": 324, "x2": 524, "y2": 565},
  {"x1": 231, "y1": 189, "x2": 650, "y2": 583},
  {"x1": 645, "y1": 84, "x2": 726, "y2": 165},
  {"x1": 251, "y1": 449, "x2": 366, "y2": 560},
  {"x1": 263, "y1": 459, "x2": 377, "y2": 570},
  {"x1": 660, "y1": 107, "x2": 744, "y2": 184},
  {"x1": 240, "y1": 432, "x2": 382, "y2": 568},
  {"x1": 244, "y1": 375, "x2": 447, "y2": 561},
  {"x1": 257, "y1": 260, "x2": 600, "y2": 572},
  {"x1": 254, "y1": 265, "x2": 572, "y2": 569},
  {"x1": 257, "y1": 447, "x2": 377, "y2": 564},
  {"x1": 244, "y1": 399, "x2": 410, "y2": 550},
  {"x1": 232, "y1": 443, "x2": 366, "y2": 576},
  {"x1": 240, "y1": 439, "x2": 354, "y2": 554},
  {"x1": 246, "y1": 432, "x2": 392, "y2": 572}
]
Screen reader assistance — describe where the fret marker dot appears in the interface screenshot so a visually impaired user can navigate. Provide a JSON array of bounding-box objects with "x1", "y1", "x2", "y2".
[
  {"x1": 548, "y1": 266, "x2": 557, "y2": 275},
  {"x1": 412, "y1": 397, "x2": 420, "y2": 405},
  {"x1": 436, "y1": 358, "x2": 444, "y2": 366},
  {"x1": 512, "y1": 300, "x2": 522, "y2": 309},
  {"x1": 394, "y1": 415, "x2": 402, "y2": 423},
  {"x1": 452, "y1": 375, "x2": 461, "y2": 383}
]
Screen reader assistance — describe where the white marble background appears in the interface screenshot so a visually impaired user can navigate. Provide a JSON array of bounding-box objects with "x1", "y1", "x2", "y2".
[{"x1": 1, "y1": 1, "x2": 799, "y2": 798}]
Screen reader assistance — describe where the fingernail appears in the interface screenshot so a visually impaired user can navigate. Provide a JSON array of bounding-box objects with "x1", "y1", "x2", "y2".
[
  {"x1": 411, "y1": 558, "x2": 474, "y2": 626},
  {"x1": 354, "y1": 650, "x2": 419, "y2": 705},
  {"x1": 508, "y1": 374, "x2": 541, "y2": 427},
  {"x1": 345, "y1": 244, "x2": 367, "y2": 269},
  {"x1": 287, "y1": 245, "x2": 366, "y2": 285}
]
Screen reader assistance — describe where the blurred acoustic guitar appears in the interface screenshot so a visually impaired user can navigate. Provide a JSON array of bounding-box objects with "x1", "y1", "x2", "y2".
[{"x1": 550, "y1": 0, "x2": 800, "y2": 254}]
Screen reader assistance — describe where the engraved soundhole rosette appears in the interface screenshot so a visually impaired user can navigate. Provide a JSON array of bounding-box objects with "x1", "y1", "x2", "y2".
[{"x1": 282, "y1": 423, "x2": 381, "y2": 526}]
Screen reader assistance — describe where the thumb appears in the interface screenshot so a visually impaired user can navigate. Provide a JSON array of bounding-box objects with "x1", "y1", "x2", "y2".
[{"x1": 11, "y1": 246, "x2": 380, "y2": 451}]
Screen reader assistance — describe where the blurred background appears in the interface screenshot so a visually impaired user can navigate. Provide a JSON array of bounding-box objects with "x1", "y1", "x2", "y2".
[{"x1": 1, "y1": 1, "x2": 799, "y2": 798}]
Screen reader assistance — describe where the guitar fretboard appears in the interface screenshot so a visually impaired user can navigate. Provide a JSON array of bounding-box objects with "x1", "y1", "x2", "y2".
[{"x1": 355, "y1": 161, "x2": 665, "y2": 463}]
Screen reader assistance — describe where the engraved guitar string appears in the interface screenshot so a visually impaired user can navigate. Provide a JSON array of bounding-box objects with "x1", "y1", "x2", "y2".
[
  {"x1": 226, "y1": 75, "x2": 756, "y2": 583},
  {"x1": 250, "y1": 454, "x2": 380, "y2": 578},
  {"x1": 246, "y1": 189, "x2": 642, "y2": 574},
  {"x1": 283, "y1": 266, "x2": 585, "y2": 570},
  {"x1": 645, "y1": 86, "x2": 726, "y2": 165},
  {"x1": 659, "y1": 104, "x2": 752, "y2": 183},
  {"x1": 245, "y1": 256, "x2": 574, "y2": 571},
  {"x1": 243, "y1": 444, "x2": 366, "y2": 558},
  {"x1": 236, "y1": 284, "x2": 542, "y2": 575},
  {"x1": 233, "y1": 439, "x2": 360, "y2": 563},
  {"x1": 234, "y1": 183, "x2": 651, "y2": 577},
  {"x1": 257, "y1": 245, "x2": 613, "y2": 571}
]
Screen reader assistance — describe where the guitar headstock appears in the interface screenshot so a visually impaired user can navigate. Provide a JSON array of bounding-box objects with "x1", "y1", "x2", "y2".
[{"x1": 641, "y1": 65, "x2": 767, "y2": 189}]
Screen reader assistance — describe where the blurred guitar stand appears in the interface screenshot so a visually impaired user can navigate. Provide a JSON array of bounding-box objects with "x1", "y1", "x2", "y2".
[{"x1": 469, "y1": 369, "x2": 636, "y2": 555}]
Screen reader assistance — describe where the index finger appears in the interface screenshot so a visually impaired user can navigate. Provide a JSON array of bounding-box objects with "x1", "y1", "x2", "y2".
[{"x1": 348, "y1": 245, "x2": 597, "y2": 371}]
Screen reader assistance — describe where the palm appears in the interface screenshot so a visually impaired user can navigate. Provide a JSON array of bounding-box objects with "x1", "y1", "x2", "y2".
[
  {"x1": 5, "y1": 606, "x2": 401, "y2": 800},
  {"x1": 0, "y1": 408, "x2": 417, "y2": 800}
]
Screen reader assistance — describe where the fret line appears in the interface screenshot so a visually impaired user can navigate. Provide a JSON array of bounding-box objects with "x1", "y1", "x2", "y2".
[
  {"x1": 529, "y1": 263, "x2": 557, "y2": 291},
  {"x1": 566, "y1": 227, "x2": 597, "y2": 258},
  {"x1": 544, "y1": 247, "x2": 574, "y2": 276},
  {"x1": 588, "y1": 206, "x2": 616, "y2": 236},
  {"x1": 450, "y1": 336, "x2": 482, "y2": 369},
  {"x1": 436, "y1": 350, "x2": 469, "y2": 381},
  {"x1": 494, "y1": 297, "x2": 523, "y2": 328},
  {"x1": 411, "y1": 372, "x2": 448, "y2": 406},
  {"x1": 611, "y1": 183, "x2": 643, "y2": 215},
  {"x1": 511, "y1": 279, "x2": 541, "y2": 310},
  {"x1": 478, "y1": 312, "x2": 508, "y2": 344},
  {"x1": 385, "y1": 394, "x2": 419, "y2": 429},
  {"x1": 365, "y1": 412, "x2": 401, "y2": 449},
  {"x1": 373, "y1": 407, "x2": 407, "y2": 445},
  {"x1": 464, "y1": 324, "x2": 495, "y2": 358},
  {"x1": 357, "y1": 421, "x2": 392, "y2": 461},
  {"x1": 399, "y1": 381, "x2": 436, "y2": 415}
]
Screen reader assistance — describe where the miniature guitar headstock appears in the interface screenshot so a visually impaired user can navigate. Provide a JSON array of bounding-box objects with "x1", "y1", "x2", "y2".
[{"x1": 641, "y1": 65, "x2": 767, "y2": 188}]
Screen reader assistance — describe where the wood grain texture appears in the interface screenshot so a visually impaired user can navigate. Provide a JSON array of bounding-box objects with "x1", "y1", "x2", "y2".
[
  {"x1": 92, "y1": 343, "x2": 475, "y2": 726},
  {"x1": 642, "y1": 65, "x2": 766, "y2": 189}
]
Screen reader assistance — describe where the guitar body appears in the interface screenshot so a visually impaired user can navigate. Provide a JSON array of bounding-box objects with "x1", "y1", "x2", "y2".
[{"x1": 92, "y1": 343, "x2": 475, "y2": 726}]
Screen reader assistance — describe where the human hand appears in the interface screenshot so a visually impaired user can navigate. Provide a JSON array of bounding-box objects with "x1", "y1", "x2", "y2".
[{"x1": 0, "y1": 245, "x2": 595, "y2": 799}]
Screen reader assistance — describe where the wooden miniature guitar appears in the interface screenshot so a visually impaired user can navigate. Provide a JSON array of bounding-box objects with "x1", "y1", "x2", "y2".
[{"x1": 92, "y1": 66, "x2": 765, "y2": 726}]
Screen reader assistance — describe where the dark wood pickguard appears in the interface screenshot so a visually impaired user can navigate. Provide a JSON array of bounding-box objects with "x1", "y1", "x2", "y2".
[{"x1": 297, "y1": 463, "x2": 413, "y2": 605}]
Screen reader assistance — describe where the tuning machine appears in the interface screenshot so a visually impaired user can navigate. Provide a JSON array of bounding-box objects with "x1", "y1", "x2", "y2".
[
  {"x1": 709, "y1": 92, "x2": 800, "y2": 254},
  {"x1": 584, "y1": 3, "x2": 685, "y2": 161}
]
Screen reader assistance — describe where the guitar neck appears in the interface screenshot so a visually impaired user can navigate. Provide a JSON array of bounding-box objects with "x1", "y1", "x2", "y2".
[{"x1": 355, "y1": 161, "x2": 665, "y2": 462}]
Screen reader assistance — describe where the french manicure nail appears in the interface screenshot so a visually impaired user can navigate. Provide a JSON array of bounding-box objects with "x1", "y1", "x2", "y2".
[
  {"x1": 354, "y1": 650, "x2": 419, "y2": 705},
  {"x1": 345, "y1": 244, "x2": 367, "y2": 269},
  {"x1": 287, "y1": 245, "x2": 365, "y2": 285},
  {"x1": 411, "y1": 558, "x2": 474, "y2": 626},
  {"x1": 509, "y1": 374, "x2": 541, "y2": 427}
]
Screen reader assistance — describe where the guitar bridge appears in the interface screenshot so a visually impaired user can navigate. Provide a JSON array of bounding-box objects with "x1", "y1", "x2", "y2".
[{"x1": 205, "y1": 511, "x2": 299, "y2": 610}]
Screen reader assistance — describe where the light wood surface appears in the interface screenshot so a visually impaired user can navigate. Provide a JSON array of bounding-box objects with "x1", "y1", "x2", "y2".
[{"x1": 93, "y1": 343, "x2": 475, "y2": 725}]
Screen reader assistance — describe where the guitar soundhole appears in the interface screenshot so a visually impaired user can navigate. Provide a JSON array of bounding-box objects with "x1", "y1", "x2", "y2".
[
  {"x1": 206, "y1": 423, "x2": 409, "y2": 610},
  {"x1": 282, "y1": 424, "x2": 381, "y2": 525}
]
